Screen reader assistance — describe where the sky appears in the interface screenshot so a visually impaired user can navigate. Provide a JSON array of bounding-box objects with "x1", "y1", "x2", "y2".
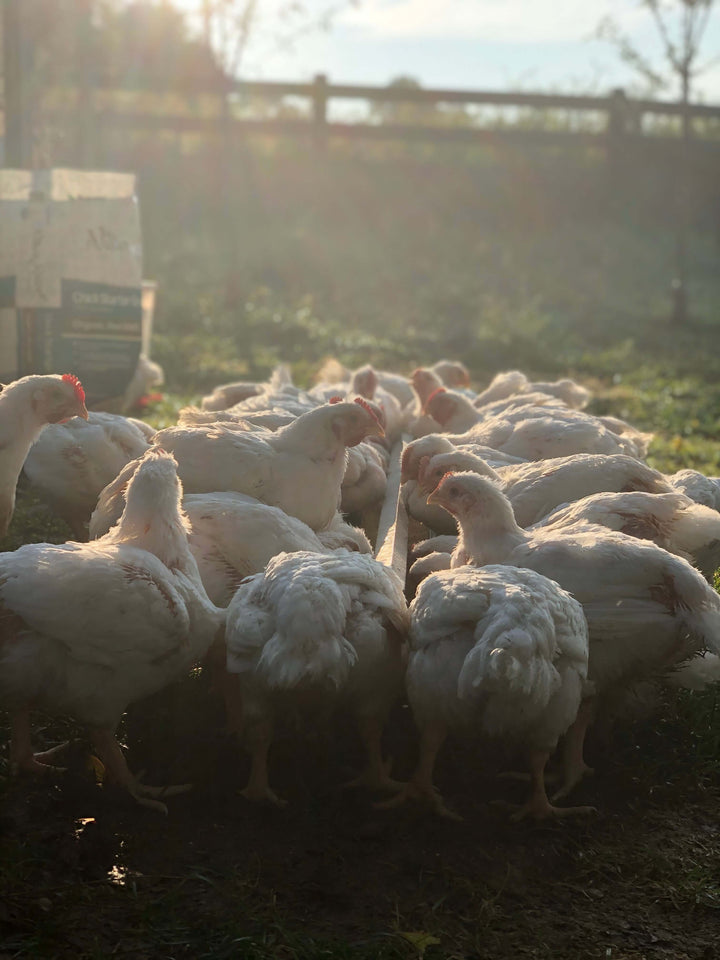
[{"x1": 193, "y1": 0, "x2": 720, "y2": 103}]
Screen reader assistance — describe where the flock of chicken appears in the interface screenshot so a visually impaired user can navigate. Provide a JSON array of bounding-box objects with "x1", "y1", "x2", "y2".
[{"x1": 1, "y1": 360, "x2": 719, "y2": 820}]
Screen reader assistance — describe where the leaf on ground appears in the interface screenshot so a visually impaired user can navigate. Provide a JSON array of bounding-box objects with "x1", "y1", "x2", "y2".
[{"x1": 398, "y1": 930, "x2": 441, "y2": 957}]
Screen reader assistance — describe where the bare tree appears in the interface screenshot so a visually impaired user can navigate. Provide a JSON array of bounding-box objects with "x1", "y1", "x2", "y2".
[
  {"x1": 597, "y1": 1, "x2": 717, "y2": 324},
  {"x1": 196, "y1": 0, "x2": 356, "y2": 79}
]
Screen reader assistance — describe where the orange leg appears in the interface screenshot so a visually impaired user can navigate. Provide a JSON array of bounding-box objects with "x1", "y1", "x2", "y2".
[
  {"x1": 238, "y1": 714, "x2": 286, "y2": 807},
  {"x1": 553, "y1": 697, "x2": 597, "y2": 802},
  {"x1": 377, "y1": 721, "x2": 461, "y2": 820},
  {"x1": 90, "y1": 727, "x2": 192, "y2": 814},
  {"x1": 510, "y1": 749, "x2": 596, "y2": 821},
  {"x1": 343, "y1": 714, "x2": 403, "y2": 792}
]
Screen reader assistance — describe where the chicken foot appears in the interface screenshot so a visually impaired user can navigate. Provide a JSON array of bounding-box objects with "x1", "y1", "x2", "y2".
[
  {"x1": 342, "y1": 714, "x2": 403, "y2": 793},
  {"x1": 507, "y1": 749, "x2": 596, "y2": 821},
  {"x1": 9, "y1": 709, "x2": 68, "y2": 775},
  {"x1": 375, "y1": 722, "x2": 462, "y2": 820},
  {"x1": 90, "y1": 728, "x2": 192, "y2": 814}
]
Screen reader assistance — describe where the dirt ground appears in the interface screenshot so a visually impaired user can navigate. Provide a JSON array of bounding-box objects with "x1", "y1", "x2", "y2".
[{"x1": 1, "y1": 676, "x2": 718, "y2": 960}]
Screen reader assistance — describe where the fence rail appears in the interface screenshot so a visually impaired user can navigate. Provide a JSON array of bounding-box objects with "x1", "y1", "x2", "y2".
[
  {"x1": 81, "y1": 72, "x2": 720, "y2": 121},
  {"x1": 9, "y1": 72, "x2": 720, "y2": 167}
]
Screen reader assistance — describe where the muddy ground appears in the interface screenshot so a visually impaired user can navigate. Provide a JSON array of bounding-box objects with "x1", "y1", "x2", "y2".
[{"x1": 1, "y1": 676, "x2": 718, "y2": 960}]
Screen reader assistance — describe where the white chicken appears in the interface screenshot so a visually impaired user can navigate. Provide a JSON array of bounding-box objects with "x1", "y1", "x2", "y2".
[
  {"x1": 341, "y1": 441, "x2": 388, "y2": 542},
  {"x1": 532, "y1": 490, "x2": 720, "y2": 581},
  {"x1": 406, "y1": 450, "x2": 682, "y2": 584},
  {"x1": 382, "y1": 565, "x2": 591, "y2": 820},
  {"x1": 424, "y1": 387, "x2": 548, "y2": 435},
  {"x1": 90, "y1": 472, "x2": 371, "y2": 607},
  {"x1": 500, "y1": 454, "x2": 672, "y2": 526},
  {"x1": 0, "y1": 374, "x2": 89, "y2": 539},
  {"x1": 417, "y1": 451, "x2": 672, "y2": 528},
  {"x1": 404, "y1": 448, "x2": 500, "y2": 534},
  {"x1": 347, "y1": 365, "x2": 404, "y2": 447},
  {"x1": 430, "y1": 359, "x2": 472, "y2": 389},
  {"x1": 401, "y1": 435, "x2": 524, "y2": 483},
  {"x1": 89, "y1": 461, "x2": 372, "y2": 735},
  {"x1": 200, "y1": 364, "x2": 295, "y2": 412},
  {"x1": 400, "y1": 436, "x2": 522, "y2": 537},
  {"x1": 177, "y1": 406, "x2": 296, "y2": 432},
  {"x1": 201, "y1": 381, "x2": 264, "y2": 412},
  {"x1": 472, "y1": 370, "x2": 529, "y2": 406},
  {"x1": 474, "y1": 370, "x2": 590, "y2": 409},
  {"x1": 427, "y1": 471, "x2": 720, "y2": 798},
  {"x1": 408, "y1": 449, "x2": 501, "y2": 533},
  {"x1": 473, "y1": 392, "x2": 569, "y2": 418},
  {"x1": 314, "y1": 358, "x2": 436, "y2": 409},
  {"x1": 121, "y1": 354, "x2": 165, "y2": 413},
  {"x1": 404, "y1": 368, "x2": 446, "y2": 437},
  {"x1": 154, "y1": 398, "x2": 384, "y2": 532},
  {"x1": 23, "y1": 411, "x2": 152, "y2": 539},
  {"x1": 225, "y1": 549, "x2": 409, "y2": 804},
  {"x1": 426, "y1": 388, "x2": 651, "y2": 459},
  {"x1": 666, "y1": 469, "x2": 720, "y2": 512},
  {"x1": 0, "y1": 449, "x2": 225, "y2": 811},
  {"x1": 228, "y1": 390, "x2": 321, "y2": 420}
]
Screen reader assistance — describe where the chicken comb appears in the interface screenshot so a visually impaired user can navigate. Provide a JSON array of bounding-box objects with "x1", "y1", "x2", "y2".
[
  {"x1": 329, "y1": 395, "x2": 345, "y2": 404},
  {"x1": 426, "y1": 386, "x2": 447, "y2": 405},
  {"x1": 62, "y1": 373, "x2": 86, "y2": 405},
  {"x1": 353, "y1": 396, "x2": 381, "y2": 424},
  {"x1": 422, "y1": 385, "x2": 448, "y2": 415}
]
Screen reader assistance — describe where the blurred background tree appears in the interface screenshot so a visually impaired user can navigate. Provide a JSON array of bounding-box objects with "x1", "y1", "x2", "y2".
[{"x1": 596, "y1": 0, "x2": 717, "y2": 324}]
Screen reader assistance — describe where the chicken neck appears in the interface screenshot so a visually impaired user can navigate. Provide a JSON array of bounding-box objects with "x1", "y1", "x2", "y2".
[{"x1": 454, "y1": 513, "x2": 527, "y2": 567}]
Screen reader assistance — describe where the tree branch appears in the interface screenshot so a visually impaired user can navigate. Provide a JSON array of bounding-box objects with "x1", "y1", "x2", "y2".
[{"x1": 646, "y1": 1, "x2": 683, "y2": 73}]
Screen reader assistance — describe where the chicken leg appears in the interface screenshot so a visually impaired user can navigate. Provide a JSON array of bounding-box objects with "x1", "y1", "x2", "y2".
[
  {"x1": 238, "y1": 714, "x2": 287, "y2": 807},
  {"x1": 510, "y1": 749, "x2": 596, "y2": 821},
  {"x1": 376, "y1": 722, "x2": 462, "y2": 820},
  {"x1": 553, "y1": 696, "x2": 596, "y2": 802},
  {"x1": 342, "y1": 714, "x2": 403, "y2": 792},
  {"x1": 90, "y1": 727, "x2": 192, "y2": 814}
]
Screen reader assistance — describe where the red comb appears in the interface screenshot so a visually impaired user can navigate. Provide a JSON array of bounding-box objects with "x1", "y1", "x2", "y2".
[
  {"x1": 62, "y1": 373, "x2": 86, "y2": 405},
  {"x1": 353, "y1": 396, "x2": 381, "y2": 424},
  {"x1": 329, "y1": 395, "x2": 344, "y2": 404},
  {"x1": 423, "y1": 385, "x2": 447, "y2": 415}
]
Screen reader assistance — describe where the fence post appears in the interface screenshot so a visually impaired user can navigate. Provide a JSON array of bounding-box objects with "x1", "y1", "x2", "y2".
[
  {"x1": 312, "y1": 73, "x2": 328, "y2": 149},
  {"x1": 606, "y1": 87, "x2": 630, "y2": 190},
  {"x1": 75, "y1": 0, "x2": 96, "y2": 168},
  {"x1": 3, "y1": 0, "x2": 33, "y2": 167}
]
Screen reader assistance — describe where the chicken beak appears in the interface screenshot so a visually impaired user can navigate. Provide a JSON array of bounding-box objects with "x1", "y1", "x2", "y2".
[
  {"x1": 367, "y1": 420, "x2": 385, "y2": 439},
  {"x1": 426, "y1": 487, "x2": 442, "y2": 506}
]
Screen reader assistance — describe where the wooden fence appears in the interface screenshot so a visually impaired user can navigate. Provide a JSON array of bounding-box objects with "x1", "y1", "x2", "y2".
[{"x1": 5, "y1": 66, "x2": 720, "y2": 168}]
